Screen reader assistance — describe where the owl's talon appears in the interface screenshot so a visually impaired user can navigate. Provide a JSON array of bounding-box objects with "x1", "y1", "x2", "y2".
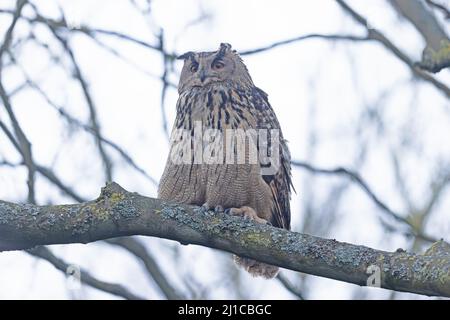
[
  {"x1": 200, "y1": 203, "x2": 225, "y2": 215},
  {"x1": 200, "y1": 202, "x2": 213, "y2": 215},
  {"x1": 225, "y1": 206, "x2": 268, "y2": 224},
  {"x1": 201, "y1": 202, "x2": 210, "y2": 210}
]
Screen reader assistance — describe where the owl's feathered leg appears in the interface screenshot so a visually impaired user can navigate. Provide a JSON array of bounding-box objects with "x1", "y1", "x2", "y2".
[
  {"x1": 233, "y1": 255, "x2": 279, "y2": 279},
  {"x1": 226, "y1": 206, "x2": 279, "y2": 279}
]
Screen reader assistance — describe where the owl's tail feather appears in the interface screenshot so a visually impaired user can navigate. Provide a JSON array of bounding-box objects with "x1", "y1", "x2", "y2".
[{"x1": 233, "y1": 255, "x2": 279, "y2": 279}]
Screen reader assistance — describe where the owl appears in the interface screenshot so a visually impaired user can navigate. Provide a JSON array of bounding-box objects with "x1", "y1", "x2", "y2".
[{"x1": 158, "y1": 43, "x2": 293, "y2": 278}]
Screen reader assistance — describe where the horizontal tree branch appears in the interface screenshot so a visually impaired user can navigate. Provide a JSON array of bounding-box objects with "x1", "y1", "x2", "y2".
[{"x1": 0, "y1": 182, "x2": 449, "y2": 297}]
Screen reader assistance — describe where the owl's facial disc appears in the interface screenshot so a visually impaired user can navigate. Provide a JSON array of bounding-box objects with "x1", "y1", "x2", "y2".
[
  {"x1": 177, "y1": 43, "x2": 253, "y2": 93},
  {"x1": 189, "y1": 55, "x2": 231, "y2": 88}
]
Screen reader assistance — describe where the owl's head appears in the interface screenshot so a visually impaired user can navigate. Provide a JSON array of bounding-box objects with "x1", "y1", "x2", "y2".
[{"x1": 177, "y1": 43, "x2": 253, "y2": 93}]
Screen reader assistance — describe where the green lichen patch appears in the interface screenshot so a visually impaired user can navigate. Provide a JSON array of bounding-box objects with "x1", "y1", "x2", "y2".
[
  {"x1": 86, "y1": 202, "x2": 110, "y2": 222},
  {"x1": 425, "y1": 240, "x2": 450, "y2": 257},
  {"x1": 239, "y1": 231, "x2": 270, "y2": 247},
  {"x1": 95, "y1": 187, "x2": 141, "y2": 221},
  {"x1": 419, "y1": 40, "x2": 450, "y2": 72}
]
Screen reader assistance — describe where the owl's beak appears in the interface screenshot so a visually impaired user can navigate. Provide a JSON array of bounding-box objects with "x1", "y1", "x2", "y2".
[{"x1": 199, "y1": 69, "x2": 207, "y2": 83}]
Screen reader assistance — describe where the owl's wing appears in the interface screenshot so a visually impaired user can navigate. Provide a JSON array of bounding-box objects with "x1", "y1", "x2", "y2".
[{"x1": 251, "y1": 87, "x2": 294, "y2": 230}]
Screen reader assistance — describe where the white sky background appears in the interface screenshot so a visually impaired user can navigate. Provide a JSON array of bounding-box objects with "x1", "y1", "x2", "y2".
[{"x1": 0, "y1": 0, "x2": 449, "y2": 299}]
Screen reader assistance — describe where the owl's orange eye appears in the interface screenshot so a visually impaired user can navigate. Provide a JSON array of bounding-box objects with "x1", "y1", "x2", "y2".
[
  {"x1": 212, "y1": 61, "x2": 225, "y2": 70},
  {"x1": 190, "y1": 64, "x2": 198, "y2": 73}
]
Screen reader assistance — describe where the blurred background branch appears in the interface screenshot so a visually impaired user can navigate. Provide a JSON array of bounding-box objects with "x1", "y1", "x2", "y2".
[
  {"x1": 389, "y1": 0, "x2": 449, "y2": 72},
  {"x1": 27, "y1": 246, "x2": 145, "y2": 300}
]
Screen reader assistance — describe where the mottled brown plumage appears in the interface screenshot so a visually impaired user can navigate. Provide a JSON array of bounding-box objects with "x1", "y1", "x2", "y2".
[{"x1": 158, "y1": 43, "x2": 293, "y2": 278}]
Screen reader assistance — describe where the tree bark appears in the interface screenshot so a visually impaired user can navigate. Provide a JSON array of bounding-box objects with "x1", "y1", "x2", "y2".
[
  {"x1": 390, "y1": 0, "x2": 450, "y2": 72},
  {"x1": 0, "y1": 182, "x2": 449, "y2": 297}
]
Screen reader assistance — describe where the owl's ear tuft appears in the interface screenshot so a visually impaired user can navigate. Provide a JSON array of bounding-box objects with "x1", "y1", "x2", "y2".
[
  {"x1": 219, "y1": 43, "x2": 232, "y2": 53},
  {"x1": 216, "y1": 43, "x2": 233, "y2": 60},
  {"x1": 177, "y1": 51, "x2": 195, "y2": 61}
]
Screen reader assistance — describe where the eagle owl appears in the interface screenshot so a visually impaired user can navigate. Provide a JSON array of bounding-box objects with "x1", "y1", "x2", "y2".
[{"x1": 158, "y1": 43, "x2": 293, "y2": 278}]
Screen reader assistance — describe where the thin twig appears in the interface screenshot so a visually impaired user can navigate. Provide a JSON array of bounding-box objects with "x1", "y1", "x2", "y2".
[
  {"x1": 276, "y1": 273, "x2": 304, "y2": 300},
  {"x1": 0, "y1": 0, "x2": 27, "y2": 60},
  {"x1": 0, "y1": 0, "x2": 35, "y2": 203},
  {"x1": 106, "y1": 237, "x2": 184, "y2": 300},
  {"x1": 38, "y1": 12, "x2": 114, "y2": 182},
  {"x1": 61, "y1": 42, "x2": 114, "y2": 182},
  {"x1": 291, "y1": 160, "x2": 437, "y2": 243},
  {"x1": 0, "y1": 9, "x2": 176, "y2": 59},
  {"x1": 27, "y1": 246, "x2": 144, "y2": 300},
  {"x1": 335, "y1": 0, "x2": 450, "y2": 98},
  {"x1": 425, "y1": 0, "x2": 450, "y2": 19},
  {"x1": 0, "y1": 84, "x2": 36, "y2": 204},
  {"x1": 0, "y1": 118, "x2": 86, "y2": 204},
  {"x1": 240, "y1": 34, "x2": 370, "y2": 55},
  {"x1": 82, "y1": 34, "x2": 176, "y2": 86},
  {"x1": 13, "y1": 66, "x2": 157, "y2": 186},
  {"x1": 158, "y1": 29, "x2": 171, "y2": 139}
]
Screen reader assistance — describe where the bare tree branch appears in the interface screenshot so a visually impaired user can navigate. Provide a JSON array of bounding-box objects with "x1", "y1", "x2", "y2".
[
  {"x1": 0, "y1": 0, "x2": 27, "y2": 59},
  {"x1": 425, "y1": 0, "x2": 450, "y2": 19},
  {"x1": 35, "y1": 164, "x2": 87, "y2": 203},
  {"x1": 11, "y1": 65, "x2": 157, "y2": 186},
  {"x1": 0, "y1": 0, "x2": 35, "y2": 203},
  {"x1": 50, "y1": 30, "x2": 114, "y2": 182},
  {"x1": 276, "y1": 274, "x2": 304, "y2": 300},
  {"x1": 0, "y1": 120, "x2": 85, "y2": 203},
  {"x1": 0, "y1": 182, "x2": 449, "y2": 298},
  {"x1": 0, "y1": 84, "x2": 37, "y2": 204},
  {"x1": 105, "y1": 237, "x2": 185, "y2": 300},
  {"x1": 79, "y1": 34, "x2": 175, "y2": 86},
  {"x1": 1, "y1": 1, "x2": 448, "y2": 301},
  {"x1": 0, "y1": 159, "x2": 167, "y2": 299},
  {"x1": 390, "y1": 0, "x2": 450, "y2": 73},
  {"x1": 336, "y1": 0, "x2": 450, "y2": 95},
  {"x1": 27, "y1": 246, "x2": 144, "y2": 300},
  {"x1": 239, "y1": 34, "x2": 370, "y2": 55},
  {"x1": 1, "y1": 157, "x2": 177, "y2": 299},
  {"x1": 158, "y1": 29, "x2": 171, "y2": 139},
  {"x1": 0, "y1": 9, "x2": 176, "y2": 59},
  {"x1": 291, "y1": 160, "x2": 437, "y2": 243}
]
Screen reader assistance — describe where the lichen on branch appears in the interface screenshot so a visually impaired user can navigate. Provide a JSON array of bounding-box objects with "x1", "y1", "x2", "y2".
[{"x1": 0, "y1": 182, "x2": 449, "y2": 297}]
